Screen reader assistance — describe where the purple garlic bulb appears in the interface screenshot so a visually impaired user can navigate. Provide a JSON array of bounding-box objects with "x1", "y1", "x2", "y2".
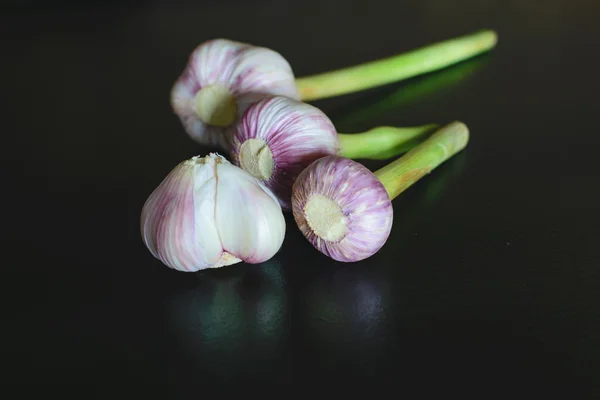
[
  {"x1": 230, "y1": 95, "x2": 340, "y2": 210},
  {"x1": 170, "y1": 39, "x2": 300, "y2": 149},
  {"x1": 141, "y1": 153, "x2": 285, "y2": 272},
  {"x1": 291, "y1": 156, "x2": 393, "y2": 262}
]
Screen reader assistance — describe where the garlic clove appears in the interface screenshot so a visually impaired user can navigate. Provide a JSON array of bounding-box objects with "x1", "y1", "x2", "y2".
[
  {"x1": 171, "y1": 39, "x2": 300, "y2": 148},
  {"x1": 231, "y1": 96, "x2": 340, "y2": 210},
  {"x1": 141, "y1": 157, "x2": 225, "y2": 271},
  {"x1": 214, "y1": 160, "x2": 286, "y2": 264},
  {"x1": 229, "y1": 45, "x2": 300, "y2": 100},
  {"x1": 291, "y1": 155, "x2": 393, "y2": 262}
]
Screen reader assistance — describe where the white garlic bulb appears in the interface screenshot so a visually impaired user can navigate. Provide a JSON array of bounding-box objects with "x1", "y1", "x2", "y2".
[
  {"x1": 141, "y1": 153, "x2": 285, "y2": 272},
  {"x1": 170, "y1": 39, "x2": 300, "y2": 149}
]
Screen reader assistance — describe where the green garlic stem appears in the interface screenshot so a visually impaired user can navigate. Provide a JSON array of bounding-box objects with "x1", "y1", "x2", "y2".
[
  {"x1": 338, "y1": 124, "x2": 439, "y2": 160},
  {"x1": 374, "y1": 121, "x2": 469, "y2": 200},
  {"x1": 295, "y1": 30, "x2": 497, "y2": 101}
]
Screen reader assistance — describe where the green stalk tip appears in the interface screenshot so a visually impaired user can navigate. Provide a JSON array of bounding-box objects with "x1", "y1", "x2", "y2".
[{"x1": 374, "y1": 121, "x2": 469, "y2": 200}]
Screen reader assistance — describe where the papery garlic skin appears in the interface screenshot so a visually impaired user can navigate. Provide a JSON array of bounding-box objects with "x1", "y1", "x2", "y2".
[
  {"x1": 291, "y1": 156, "x2": 393, "y2": 263},
  {"x1": 171, "y1": 39, "x2": 300, "y2": 148},
  {"x1": 141, "y1": 153, "x2": 285, "y2": 272},
  {"x1": 214, "y1": 160, "x2": 286, "y2": 264},
  {"x1": 230, "y1": 96, "x2": 340, "y2": 210}
]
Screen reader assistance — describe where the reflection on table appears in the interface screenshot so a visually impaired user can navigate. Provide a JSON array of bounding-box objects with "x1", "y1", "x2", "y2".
[{"x1": 165, "y1": 260, "x2": 289, "y2": 382}]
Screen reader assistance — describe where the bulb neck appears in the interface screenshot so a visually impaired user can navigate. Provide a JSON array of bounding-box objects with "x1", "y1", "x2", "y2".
[
  {"x1": 238, "y1": 138, "x2": 275, "y2": 181},
  {"x1": 194, "y1": 84, "x2": 237, "y2": 127},
  {"x1": 374, "y1": 121, "x2": 470, "y2": 200},
  {"x1": 338, "y1": 124, "x2": 439, "y2": 160}
]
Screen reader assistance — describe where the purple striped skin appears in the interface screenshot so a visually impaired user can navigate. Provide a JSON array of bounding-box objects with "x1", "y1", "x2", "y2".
[
  {"x1": 230, "y1": 96, "x2": 340, "y2": 210},
  {"x1": 171, "y1": 39, "x2": 300, "y2": 149},
  {"x1": 141, "y1": 159, "x2": 222, "y2": 272},
  {"x1": 291, "y1": 156, "x2": 394, "y2": 262},
  {"x1": 140, "y1": 154, "x2": 285, "y2": 272}
]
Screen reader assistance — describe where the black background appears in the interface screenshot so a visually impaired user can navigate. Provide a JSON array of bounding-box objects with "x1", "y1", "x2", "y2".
[{"x1": 2, "y1": 0, "x2": 599, "y2": 393}]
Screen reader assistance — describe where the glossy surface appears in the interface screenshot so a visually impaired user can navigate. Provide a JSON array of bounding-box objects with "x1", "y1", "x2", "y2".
[{"x1": 2, "y1": 0, "x2": 599, "y2": 392}]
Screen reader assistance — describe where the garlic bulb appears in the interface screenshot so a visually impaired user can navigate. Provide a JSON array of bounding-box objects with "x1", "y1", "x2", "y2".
[
  {"x1": 230, "y1": 96, "x2": 339, "y2": 210},
  {"x1": 292, "y1": 121, "x2": 470, "y2": 262},
  {"x1": 141, "y1": 153, "x2": 285, "y2": 272},
  {"x1": 170, "y1": 39, "x2": 300, "y2": 148},
  {"x1": 292, "y1": 156, "x2": 393, "y2": 262}
]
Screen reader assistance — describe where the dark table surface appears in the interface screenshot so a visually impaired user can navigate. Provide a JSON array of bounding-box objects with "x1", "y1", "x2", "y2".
[{"x1": 2, "y1": 0, "x2": 599, "y2": 392}]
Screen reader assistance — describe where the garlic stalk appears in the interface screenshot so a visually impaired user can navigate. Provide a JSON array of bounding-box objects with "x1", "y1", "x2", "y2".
[
  {"x1": 171, "y1": 30, "x2": 496, "y2": 147},
  {"x1": 296, "y1": 30, "x2": 497, "y2": 101},
  {"x1": 291, "y1": 121, "x2": 469, "y2": 262},
  {"x1": 337, "y1": 125, "x2": 439, "y2": 161},
  {"x1": 140, "y1": 153, "x2": 285, "y2": 272},
  {"x1": 229, "y1": 95, "x2": 437, "y2": 210}
]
